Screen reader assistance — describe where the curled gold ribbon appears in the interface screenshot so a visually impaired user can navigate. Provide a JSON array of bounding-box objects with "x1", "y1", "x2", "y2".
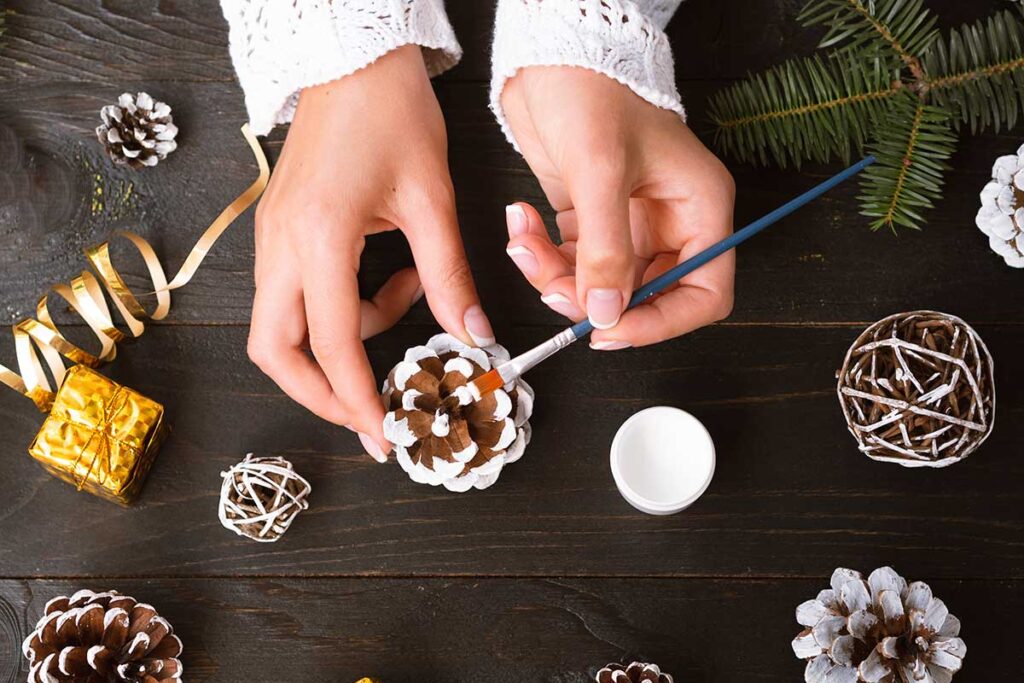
[{"x1": 0, "y1": 124, "x2": 270, "y2": 412}]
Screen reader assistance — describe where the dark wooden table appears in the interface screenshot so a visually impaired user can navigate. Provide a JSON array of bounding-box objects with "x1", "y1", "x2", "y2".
[{"x1": 1, "y1": 1, "x2": 1021, "y2": 681}]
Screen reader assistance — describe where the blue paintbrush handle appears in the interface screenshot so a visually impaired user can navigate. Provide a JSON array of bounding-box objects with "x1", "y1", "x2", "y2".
[{"x1": 569, "y1": 155, "x2": 876, "y2": 339}]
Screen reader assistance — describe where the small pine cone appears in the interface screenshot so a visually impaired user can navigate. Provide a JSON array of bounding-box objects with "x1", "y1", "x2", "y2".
[
  {"x1": 792, "y1": 567, "x2": 966, "y2": 683},
  {"x1": 596, "y1": 662, "x2": 674, "y2": 683},
  {"x1": 382, "y1": 334, "x2": 534, "y2": 493},
  {"x1": 22, "y1": 589, "x2": 183, "y2": 682},
  {"x1": 96, "y1": 93, "x2": 178, "y2": 169}
]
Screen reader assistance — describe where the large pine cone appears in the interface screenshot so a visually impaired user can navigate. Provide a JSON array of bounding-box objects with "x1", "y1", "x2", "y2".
[
  {"x1": 95, "y1": 93, "x2": 178, "y2": 169},
  {"x1": 792, "y1": 567, "x2": 966, "y2": 682},
  {"x1": 382, "y1": 334, "x2": 533, "y2": 493},
  {"x1": 22, "y1": 589, "x2": 183, "y2": 682},
  {"x1": 596, "y1": 662, "x2": 674, "y2": 683}
]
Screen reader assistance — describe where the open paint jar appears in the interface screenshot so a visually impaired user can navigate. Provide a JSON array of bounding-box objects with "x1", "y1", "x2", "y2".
[{"x1": 610, "y1": 406, "x2": 716, "y2": 515}]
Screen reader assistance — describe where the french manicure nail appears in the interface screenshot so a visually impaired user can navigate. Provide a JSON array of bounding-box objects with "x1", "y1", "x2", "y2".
[
  {"x1": 541, "y1": 292, "x2": 583, "y2": 319},
  {"x1": 506, "y1": 245, "x2": 539, "y2": 277},
  {"x1": 358, "y1": 432, "x2": 389, "y2": 463},
  {"x1": 586, "y1": 288, "x2": 623, "y2": 330},
  {"x1": 590, "y1": 340, "x2": 631, "y2": 351},
  {"x1": 506, "y1": 204, "x2": 528, "y2": 237},
  {"x1": 463, "y1": 305, "x2": 496, "y2": 347},
  {"x1": 410, "y1": 285, "x2": 425, "y2": 306}
]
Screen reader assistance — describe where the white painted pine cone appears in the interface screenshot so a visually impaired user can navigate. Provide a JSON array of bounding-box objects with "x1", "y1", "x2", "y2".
[
  {"x1": 975, "y1": 142, "x2": 1024, "y2": 268},
  {"x1": 793, "y1": 567, "x2": 966, "y2": 683},
  {"x1": 382, "y1": 334, "x2": 534, "y2": 493}
]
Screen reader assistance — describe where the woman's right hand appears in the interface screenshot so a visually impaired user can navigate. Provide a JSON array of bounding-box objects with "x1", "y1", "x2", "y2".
[{"x1": 247, "y1": 45, "x2": 494, "y2": 462}]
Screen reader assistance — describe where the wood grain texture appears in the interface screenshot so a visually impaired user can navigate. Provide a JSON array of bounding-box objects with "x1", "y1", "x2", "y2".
[
  {"x1": 2, "y1": 577, "x2": 1021, "y2": 682},
  {"x1": 0, "y1": 323, "x2": 1019, "y2": 578},
  {"x1": 0, "y1": 79, "x2": 1021, "y2": 329},
  {"x1": 1, "y1": 0, "x2": 1022, "y2": 681}
]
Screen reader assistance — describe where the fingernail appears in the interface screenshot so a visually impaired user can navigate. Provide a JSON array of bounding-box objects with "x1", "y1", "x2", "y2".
[
  {"x1": 463, "y1": 305, "x2": 496, "y2": 347},
  {"x1": 586, "y1": 288, "x2": 623, "y2": 330},
  {"x1": 344, "y1": 424, "x2": 355, "y2": 432},
  {"x1": 358, "y1": 432, "x2": 389, "y2": 463},
  {"x1": 506, "y1": 204, "x2": 528, "y2": 237},
  {"x1": 590, "y1": 340, "x2": 631, "y2": 351},
  {"x1": 411, "y1": 285, "x2": 425, "y2": 306},
  {"x1": 506, "y1": 245, "x2": 539, "y2": 277},
  {"x1": 541, "y1": 292, "x2": 583, "y2": 319}
]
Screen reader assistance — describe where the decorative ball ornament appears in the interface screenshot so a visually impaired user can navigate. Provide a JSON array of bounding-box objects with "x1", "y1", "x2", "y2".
[
  {"x1": 793, "y1": 567, "x2": 966, "y2": 683},
  {"x1": 837, "y1": 311, "x2": 995, "y2": 468},
  {"x1": 96, "y1": 92, "x2": 178, "y2": 169},
  {"x1": 218, "y1": 453, "x2": 311, "y2": 542},
  {"x1": 22, "y1": 589, "x2": 183, "y2": 682},
  {"x1": 596, "y1": 662, "x2": 674, "y2": 683},
  {"x1": 382, "y1": 334, "x2": 534, "y2": 493},
  {"x1": 975, "y1": 142, "x2": 1024, "y2": 267}
]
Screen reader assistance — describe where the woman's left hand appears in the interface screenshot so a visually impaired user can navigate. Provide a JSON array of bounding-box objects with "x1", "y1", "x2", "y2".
[{"x1": 501, "y1": 66, "x2": 736, "y2": 350}]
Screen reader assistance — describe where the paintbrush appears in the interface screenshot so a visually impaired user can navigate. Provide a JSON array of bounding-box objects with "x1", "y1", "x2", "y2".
[{"x1": 467, "y1": 155, "x2": 877, "y2": 401}]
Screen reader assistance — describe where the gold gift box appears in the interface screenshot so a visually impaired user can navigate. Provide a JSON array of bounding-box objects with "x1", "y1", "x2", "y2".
[{"x1": 28, "y1": 365, "x2": 168, "y2": 505}]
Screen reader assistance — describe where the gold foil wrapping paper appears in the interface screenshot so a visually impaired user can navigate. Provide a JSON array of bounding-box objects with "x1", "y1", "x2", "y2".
[{"x1": 28, "y1": 364, "x2": 167, "y2": 505}]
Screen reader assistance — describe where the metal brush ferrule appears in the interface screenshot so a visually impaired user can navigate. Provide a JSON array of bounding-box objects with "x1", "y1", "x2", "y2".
[{"x1": 496, "y1": 326, "x2": 579, "y2": 386}]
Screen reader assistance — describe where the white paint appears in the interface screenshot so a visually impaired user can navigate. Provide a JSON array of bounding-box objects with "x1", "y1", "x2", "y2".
[
  {"x1": 452, "y1": 385, "x2": 475, "y2": 406},
  {"x1": 401, "y1": 389, "x2": 423, "y2": 411},
  {"x1": 431, "y1": 410, "x2": 451, "y2": 437},
  {"x1": 610, "y1": 406, "x2": 715, "y2": 516},
  {"x1": 444, "y1": 357, "x2": 474, "y2": 378}
]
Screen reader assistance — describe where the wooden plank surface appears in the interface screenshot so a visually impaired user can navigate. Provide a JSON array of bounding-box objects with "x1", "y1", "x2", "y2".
[
  {"x1": 1, "y1": 577, "x2": 1020, "y2": 683},
  {"x1": 0, "y1": 323, "x2": 1020, "y2": 579},
  {"x1": 1, "y1": 0, "x2": 1022, "y2": 681}
]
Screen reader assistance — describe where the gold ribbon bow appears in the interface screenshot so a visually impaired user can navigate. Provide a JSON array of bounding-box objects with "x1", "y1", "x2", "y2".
[
  {"x1": 0, "y1": 125, "x2": 269, "y2": 411},
  {"x1": 71, "y1": 386, "x2": 132, "y2": 490}
]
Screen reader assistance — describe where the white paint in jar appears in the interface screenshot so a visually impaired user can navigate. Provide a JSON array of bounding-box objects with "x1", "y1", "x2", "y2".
[{"x1": 610, "y1": 406, "x2": 716, "y2": 515}]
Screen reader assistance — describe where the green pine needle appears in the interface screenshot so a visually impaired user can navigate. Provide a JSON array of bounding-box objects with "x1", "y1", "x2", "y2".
[
  {"x1": 708, "y1": 54, "x2": 901, "y2": 168},
  {"x1": 710, "y1": 0, "x2": 1024, "y2": 231},
  {"x1": 858, "y1": 93, "x2": 957, "y2": 231},
  {"x1": 922, "y1": 10, "x2": 1024, "y2": 133},
  {"x1": 799, "y1": 0, "x2": 939, "y2": 66}
]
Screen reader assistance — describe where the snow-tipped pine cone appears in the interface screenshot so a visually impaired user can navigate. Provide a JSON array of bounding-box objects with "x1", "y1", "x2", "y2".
[
  {"x1": 382, "y1": 334, "x2": 533, "y2": 493},
  {"x1": 792, "y1": 567, "x2": 966, "y2": 682},
  {"x1": 96, "y1": 93, "x2": 178, "y2": 169},
  {"x1": 596, "y1": 662, "x2": 673, "y2": 683},
  {"x1": 22, "y1": 589, "x2": 183, "y2": 682}
]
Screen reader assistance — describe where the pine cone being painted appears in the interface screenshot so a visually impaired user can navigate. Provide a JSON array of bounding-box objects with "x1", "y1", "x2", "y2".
[
  {"x1": 22, "y1": 589, "x2": 183, "y2": 682},
  {"x1": 96, "y1": 93, "x2": 178, "y2": 169},
  {"x1": 792, "y1": 567, "x2": 966, "y2": 683},
  {"x1": 596, "y1": 662, "x2": 674, "y2": 683},
  {"x1": 382, "y1": 334, "x2": 534, "y2": 493}
]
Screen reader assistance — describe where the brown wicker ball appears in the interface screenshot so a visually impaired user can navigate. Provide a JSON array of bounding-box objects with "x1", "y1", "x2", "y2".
[{"x1": 837, "y1": 310, "x2": 995, "y2": 468}]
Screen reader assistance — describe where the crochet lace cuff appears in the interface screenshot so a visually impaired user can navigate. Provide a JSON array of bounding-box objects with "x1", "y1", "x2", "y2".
[
  {"x1": 221, "y1": 0, "x2": 462, "y2": 135},
  {"x1": 491, "y1": 0, "x2": 685, "y2": 152}
]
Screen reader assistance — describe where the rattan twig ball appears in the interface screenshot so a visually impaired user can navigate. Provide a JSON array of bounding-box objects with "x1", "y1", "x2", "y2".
[
  {"x1": 218, "y1": 454, "x2": 311, "y2": 542},
  {"x1": 837, "y1": 311, "x2": 995, "y2": 468}
]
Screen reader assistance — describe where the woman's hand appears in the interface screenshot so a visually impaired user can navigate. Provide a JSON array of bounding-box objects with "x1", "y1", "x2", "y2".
[
  {"x1": 501, "y1": 66, "x2": 735, "y2": 350},
  {"x1": 248, "y1": 45, "x2": 494, "y2": 461}
]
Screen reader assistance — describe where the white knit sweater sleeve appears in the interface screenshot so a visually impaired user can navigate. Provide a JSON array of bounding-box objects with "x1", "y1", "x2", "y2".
[
  {"x1": 491, "y1": 0, "x2": 685, "y2": 150},
  {"x1": 220, "y1": 0, "x2": 462, "y2": 135}
]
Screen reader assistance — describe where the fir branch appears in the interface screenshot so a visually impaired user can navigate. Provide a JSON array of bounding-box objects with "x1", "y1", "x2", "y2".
[
  {"x1": 858, "y1": 93, "x2": 957, "y2": 231},
  {"x1": 921, "y1": 10, "x2": 1024, "y2": 134},
  {"x1": 709, "y1": 54, "x2": 901, "y2": 168},
  {"x1": 799, "y1": 0, "x2": 939, "y2": 70}
]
